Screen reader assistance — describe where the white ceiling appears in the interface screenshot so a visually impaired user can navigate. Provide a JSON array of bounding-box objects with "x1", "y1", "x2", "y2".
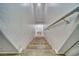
[{"x1": 0, "y1": 3, "x2": 79, "y2": 25}]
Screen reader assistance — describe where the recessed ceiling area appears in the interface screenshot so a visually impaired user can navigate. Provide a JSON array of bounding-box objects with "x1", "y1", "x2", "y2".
[{"x1": 0, "y1": 3, "x2": 79, "y2": 25}]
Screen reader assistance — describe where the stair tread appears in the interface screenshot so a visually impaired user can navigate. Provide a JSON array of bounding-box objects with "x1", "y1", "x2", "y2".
[{"x1": 22, "y1": 36, "x2": 56, "y2": 56}]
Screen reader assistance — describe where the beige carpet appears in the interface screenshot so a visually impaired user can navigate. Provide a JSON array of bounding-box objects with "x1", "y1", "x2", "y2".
[{"x1": 21, "y1": 36, "x2": 56, "y2": 56}]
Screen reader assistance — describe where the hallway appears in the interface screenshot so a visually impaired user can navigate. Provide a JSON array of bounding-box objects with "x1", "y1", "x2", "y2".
[
  {"x1": 0, "y1": 3, "x2": 79, "y2": 56},
  {"x1": 22, "y1": 36, "x2": 56, "y2": 56}
]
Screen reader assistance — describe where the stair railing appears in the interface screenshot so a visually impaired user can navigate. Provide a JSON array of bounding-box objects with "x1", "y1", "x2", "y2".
[{"x1": 44, "y1": 7, "x2": 79, "y2": 31}]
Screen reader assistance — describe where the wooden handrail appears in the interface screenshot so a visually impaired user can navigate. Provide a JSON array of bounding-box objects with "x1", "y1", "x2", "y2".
[{"x1": 44, "y1": 7, "x2": 79, "y2": 31}]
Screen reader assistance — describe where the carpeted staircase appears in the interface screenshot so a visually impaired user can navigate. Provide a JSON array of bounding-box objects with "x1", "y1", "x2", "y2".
[{"x1": 21, "y1": 36, "x2": 56, "y2": 56}]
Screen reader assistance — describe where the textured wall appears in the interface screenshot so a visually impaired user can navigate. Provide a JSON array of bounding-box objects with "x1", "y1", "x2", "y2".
[
  {"x1": 45, "y1": 12, "x2": 79, "y2": 54},
  {"x1": 0, "y1": 31, "x2": 18, "y2": 52},
  {"x1": 0, "y1": 4, "x2": 35, "y2": 52},
  {"x1": 61, "y1": 22, "x2": 79, "y2": 55}
]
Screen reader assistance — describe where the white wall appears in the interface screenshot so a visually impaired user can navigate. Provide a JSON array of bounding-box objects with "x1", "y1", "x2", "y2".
[
  {"x1": 65, "y1": 41, "x2": 79, "y2": 56},
  {"x1": 58, "y1": 21, "x2": 79, "y2": 54},
  {"x1": 45, "y1": 12, "x2": 79, "y2": 54},
  {"x1": 0, "y1": 4, "x2": 35, "y2": 52},
  {"x1": 0, "y1": 31, "x2": 18, "y2": 53}
]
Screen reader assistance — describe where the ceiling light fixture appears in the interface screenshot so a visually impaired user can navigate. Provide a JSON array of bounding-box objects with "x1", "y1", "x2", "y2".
[
  {"x1": 37, "y1": 3, "x2": 41, "y2": 7},
  {"x1": 21, "y1": 3, "x2": 29, "y2": 6}
]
